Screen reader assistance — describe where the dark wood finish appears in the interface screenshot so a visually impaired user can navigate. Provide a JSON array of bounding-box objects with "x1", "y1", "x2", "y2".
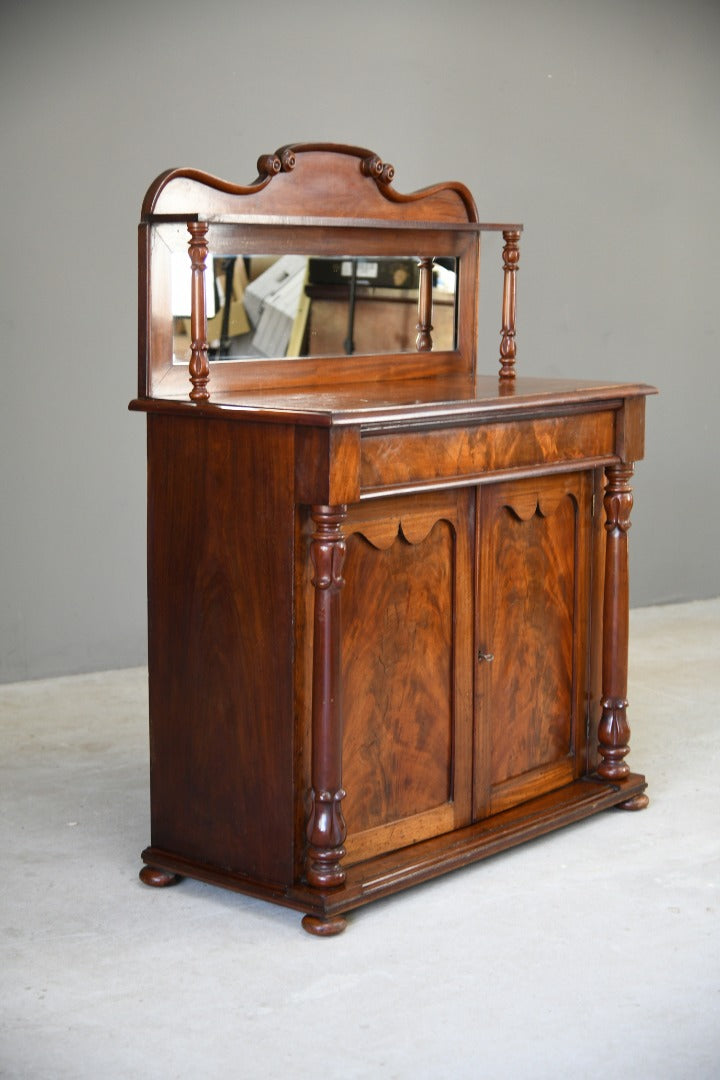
[
  {"x1": 617, "y1": 792, "x2": 650, "y2": 810},
  {"x1": 138, "y1": 771, "x2": 649, "y2": 923},
  {"x1": 415, "y1": 256, "x2": 434, "y2": 351},
  {"x1": 133, "y1": 144, "x2": 655, "y2": 934},
  {"x1": 306, "y1": 506, "x2": 348, "y2": 888},
  {"x1": 339, "y1": 491, "x2": 473, "y2": 864},
  {"x1": 301, "y1": 914, "x2": 347, "y2": 937},
  {"x1": 499, "y1": 229, "x2": 520, "y2": 380},
  {"x1": 145, "y1": 414, "x2": 296, "y2": 885},
  {"x1": 138, "y1": 143, "x2": 493, "y2": 398},
  {"x1": 187, "y1": 221, "x2": 210, "y2": 401},
  {"x1": 474, "y1": 473, "x2": 592, "y2": 818},
  {"x1": 359, "y1": 408, "x2": 616, "y2": 493},
  {"x1": 139, "y1": 865, "x2": 181, "y2": 887},
  {"x1": 597, "y1": 462, "x2": 642, "y2": 787}
]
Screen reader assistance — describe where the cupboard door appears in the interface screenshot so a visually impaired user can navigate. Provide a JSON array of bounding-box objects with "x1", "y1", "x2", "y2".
[
  {"x1": 474, "y1": 472, "x2": 593, "y2": 818},
  {"x1": 340, "y1": 489, "x2": 474, "y2": 864}
]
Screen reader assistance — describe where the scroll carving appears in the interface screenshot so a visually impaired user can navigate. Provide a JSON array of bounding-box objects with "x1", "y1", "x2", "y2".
[
  {"x1": 306, "y1": 505, "x2": 348, "y2": 888},
  {"x1": 256, "y1": 154, "x2": 282, "y2": 177},
  {"x1": 361, "y1": 154, "x2": 395, "y2": 184},
  {"x1": 361, "y1": 154, "x2": 383, "y2": 178},
  {"x1": 597, "y1": 463, "x2": 643, "y2": 792},
  {"x1": 256, "y1": 149, "x2": 297, "y2": 176},
  {"x1": 279, "y1": 148, "x2": 296, "y2": 172},
  {"x1": 187, "y1": 222, "x2": 210, "y2": 402},
  {"x1": 499, "y1": 230, "x2": 521, "y2": 380},
  {"x1": 379, "y1": 163, "x2": 395, "y2": 185}
]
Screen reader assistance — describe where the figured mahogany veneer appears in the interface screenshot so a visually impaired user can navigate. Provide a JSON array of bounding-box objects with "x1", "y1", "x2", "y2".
[{"x1": 132, "y1": 143, "x2": 655, "y2": 934}]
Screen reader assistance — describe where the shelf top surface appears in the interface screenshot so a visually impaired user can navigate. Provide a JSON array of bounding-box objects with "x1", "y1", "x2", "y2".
[
  {"x1": 144, "y1": 213, "x2": 522, "y2": 233},
  {"x1": 130, "y1": 374, "x2": 657, "y2": 429}
]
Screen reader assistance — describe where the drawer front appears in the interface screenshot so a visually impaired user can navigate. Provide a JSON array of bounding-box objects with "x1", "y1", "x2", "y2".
[{"x1": 360, "y1": 409, "x2": 616, "y2": 492}]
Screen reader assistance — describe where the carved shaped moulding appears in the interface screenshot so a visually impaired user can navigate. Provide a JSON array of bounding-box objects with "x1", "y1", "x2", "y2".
[
  {"x1": 503, "y1": 490, "x2": 577, "y2": 522},
  {"x1": 350, "y1": 515, "x2": 455, "y2": 551},
  {"x1": 142, "y1": 143, "x2": 479, "y2": 225}
]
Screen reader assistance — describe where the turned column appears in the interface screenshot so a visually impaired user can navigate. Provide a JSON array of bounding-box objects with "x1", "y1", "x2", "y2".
[
  {"x1": 499, "y1": 230, "x2": 520, "y2": 380},
  {"x1": 305, "y1": 505, "x2": 348, "y2": 890},
  {"x1": 597, "y1": 464, "x2": 648, "y2": 808},
  {"x1": 188, "y1": 221, "x2": 210, "y2": 401},
  {"x1": 416, "y1": 257, "x2": 434, "y2": 352}
]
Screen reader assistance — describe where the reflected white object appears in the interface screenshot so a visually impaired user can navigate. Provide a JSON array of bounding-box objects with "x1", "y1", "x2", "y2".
[
  {"x1": 244, "y1": 255, "x2": 308, "y2": 330},
  {"x1": 251, "y1": 258, "x2": 309, "y2": 358}
]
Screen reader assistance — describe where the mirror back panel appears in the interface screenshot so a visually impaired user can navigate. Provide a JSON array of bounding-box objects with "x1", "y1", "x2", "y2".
[{"x1": 138, "y1": 144, "x2": 492, "y2": 397}]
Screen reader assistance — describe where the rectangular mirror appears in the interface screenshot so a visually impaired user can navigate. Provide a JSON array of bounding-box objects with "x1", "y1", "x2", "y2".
[{"x1": 171, "y1": 254, "x2": 457, "y2": 362}]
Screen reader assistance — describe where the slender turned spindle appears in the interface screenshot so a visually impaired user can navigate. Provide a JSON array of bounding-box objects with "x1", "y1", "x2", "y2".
[
  {"x1": 499, "y1": 230, "x2": 521, "y2": 380},
  {"x1": 305, "y1": 506, "x2": 348, "y2": 892},
  {"x1": 188, "y1": 221, "x2": 210, "y2": 401},
  {"x1": 597, "y1": 463, "x2": 647, "y2": 808},
  {"x1": 416, "y1": 257, "x2": 434, "y2": 352}
]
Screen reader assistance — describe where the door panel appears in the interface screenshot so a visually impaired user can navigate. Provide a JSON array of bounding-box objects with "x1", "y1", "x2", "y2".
[
  {"x1": 341, "y1": 489, "x2": 474, "y2": 864},
  {"x1": 474, "y1": 472, "x2": 592, "y2": 818}
]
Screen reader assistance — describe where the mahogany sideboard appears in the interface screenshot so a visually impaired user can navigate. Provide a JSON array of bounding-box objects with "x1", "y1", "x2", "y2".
[{"x1": 130, "y1": 143, "x2": 656, "y2": 934}]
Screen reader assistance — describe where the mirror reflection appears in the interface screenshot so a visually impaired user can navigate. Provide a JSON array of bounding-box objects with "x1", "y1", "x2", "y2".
[{"x1": 172, "y1": 255, "x2": 457, "y2": 362}]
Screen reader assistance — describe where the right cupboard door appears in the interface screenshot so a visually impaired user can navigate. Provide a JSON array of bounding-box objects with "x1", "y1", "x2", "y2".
[{"x1": 474, "y1": 471, "x2": 594, "y2": 819}]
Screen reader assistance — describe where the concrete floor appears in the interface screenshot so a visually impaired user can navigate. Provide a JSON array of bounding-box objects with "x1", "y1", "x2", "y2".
[{"x1": 1, "y1": 599, "x2": 718, "y2": 1079}]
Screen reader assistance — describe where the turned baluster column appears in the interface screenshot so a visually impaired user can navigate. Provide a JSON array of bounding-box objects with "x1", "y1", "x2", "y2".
[
  {"x1": 188, "y1": 221, "x2": 210, "y2": 401},
  {"x1": 416, "y1": 257, "x2": 434, "y2": 352},
  {"x1": 499, "y1": 230, "x2": 521, "y2": 380},
  {"x1": 305, "y1": 505, "x2": 348, "y2": 891},
  {"x1": 597, "y1": 464, "x2": 648, "y2": 808}
]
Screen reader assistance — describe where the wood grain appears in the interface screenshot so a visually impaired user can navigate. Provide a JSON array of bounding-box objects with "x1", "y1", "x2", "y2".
[
  {"x1": 143, "y1": 144, "x2": 483, "y2": 224},
  {"x1": 305, "y1": 505, "x2": 348, "y2": 888},
  {"x1": 597, "y1": 463, "x2": 634, "y2": 780},
  {"x1": 360, "y1": 411, "x2": 615, "y2": 491},
  {"x1": 339, "y1": 491, "x2": 473, "y2": 863},
  {"x1": 474, "y1": 472, "x2": 592, "y2": 818},
  {"x1": 136, "y1": 145, "x2": 653, "y2": 933},
  {"x1": 146, "y1": 414, "x2": 296, "y2": 884}
]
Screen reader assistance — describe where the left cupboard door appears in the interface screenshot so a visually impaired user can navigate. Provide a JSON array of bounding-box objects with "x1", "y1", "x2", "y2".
[{"x1": 335, "y1": 488, "x2": 475, "y2": 865}]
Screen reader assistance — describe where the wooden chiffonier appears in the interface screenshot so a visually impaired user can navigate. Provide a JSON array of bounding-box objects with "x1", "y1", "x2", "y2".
[{"x1": 131, "y1": 143, "x2": 656, "y2": 935}]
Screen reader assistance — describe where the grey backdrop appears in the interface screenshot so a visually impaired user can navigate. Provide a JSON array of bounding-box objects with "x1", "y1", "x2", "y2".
[{"x1": 1, "y1": 0, "x2": 719, "y2": 683}]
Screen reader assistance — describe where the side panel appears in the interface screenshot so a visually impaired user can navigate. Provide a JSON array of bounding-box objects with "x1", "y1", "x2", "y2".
[
  {"x1": 475, "y1": 472, "x2": 593, "y2": 818},
  {"x1": 146, "y1": 414, "x2": 295, "y2": 884}
]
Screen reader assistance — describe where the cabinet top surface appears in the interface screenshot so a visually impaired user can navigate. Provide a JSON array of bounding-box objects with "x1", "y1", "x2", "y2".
[{"x1": 130, "y1": 374, "x2": 657, "y2": 429}]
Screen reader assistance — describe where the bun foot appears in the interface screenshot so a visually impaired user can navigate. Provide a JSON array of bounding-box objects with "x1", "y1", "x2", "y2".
[
  {"x1": 617, "y1": 793, "x2": 649, "y2": 811},
  {"x1": 301, "y1": 914, "x2": 347, "y2": 937},
  {"x1": 139, "y1": 865, "x2": 181, "y2": 887}
]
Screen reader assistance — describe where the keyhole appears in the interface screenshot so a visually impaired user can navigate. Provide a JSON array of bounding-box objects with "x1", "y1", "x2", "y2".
[{"x1": 477, "y1": 650, "x2": 494, "y2": 663}]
